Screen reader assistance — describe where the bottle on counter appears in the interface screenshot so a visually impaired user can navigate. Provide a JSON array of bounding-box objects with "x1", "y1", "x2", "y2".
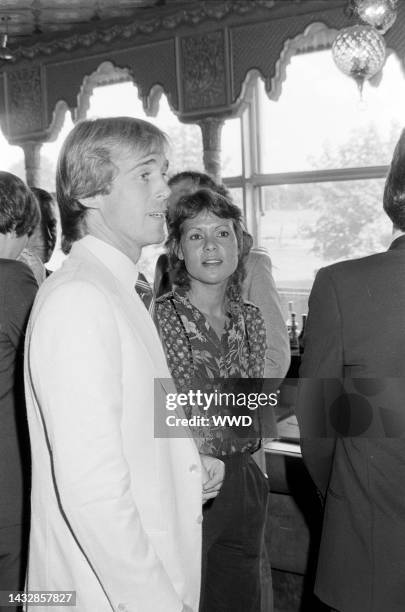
[
  {"x1": 286, "y1": 300, "x2": 293, "y2": 334},
  {"x1": 289, "y1": 311, "x2": 299, "y2": 355},
  {"x1": 298, "y1": 313, "x2": 307, "y2": 355}
]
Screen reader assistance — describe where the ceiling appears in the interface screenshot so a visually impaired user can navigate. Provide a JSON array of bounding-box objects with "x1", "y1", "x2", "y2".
[{"x1": 0, "y1": 0, "x2": 194, "y2": 47}]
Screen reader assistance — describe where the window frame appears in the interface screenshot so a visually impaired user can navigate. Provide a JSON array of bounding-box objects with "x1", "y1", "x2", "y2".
[
  {"x1": 222, "y1": 73, "x2": 392, "y2": 445},
  {"x1": 223, "y1": 79, "x2": 390, "y2": 247}
]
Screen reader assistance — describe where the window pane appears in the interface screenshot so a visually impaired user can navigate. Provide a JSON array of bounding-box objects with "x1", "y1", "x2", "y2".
[
  {"x1": 41, "y1": 110, "x2": 75, "y2": 192},
  {"x1": 259, "y1": 51, "x2": 405, "y2": 172},
  {"x1": 221, "y1": 117, "x2": 242, "y2": 177},
  {"x1": 228, "y1": 187, "x2": 243, "y2": 210},
  {"x1": 47, "y1": 205, "x2": 65, "y2": 272},
  {"x1": 260, "y1": 179, "x2": 391, "y2": 318},
  {"x1": 0, "y1": 131, "x2": 25, "y2": 181}
]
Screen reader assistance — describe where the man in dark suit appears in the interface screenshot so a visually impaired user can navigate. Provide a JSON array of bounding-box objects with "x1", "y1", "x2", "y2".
[
  {"x1": 296, "y1": 129, "x2": 405, "y2": 612},
  {"x1": 0, "y1": 172, "x2": 39, "y2": 609}
]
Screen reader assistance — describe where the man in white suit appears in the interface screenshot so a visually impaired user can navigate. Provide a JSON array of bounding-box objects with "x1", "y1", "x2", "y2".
[{"x1": 24, "y1": 117, "x2": 224, "y2": 612}]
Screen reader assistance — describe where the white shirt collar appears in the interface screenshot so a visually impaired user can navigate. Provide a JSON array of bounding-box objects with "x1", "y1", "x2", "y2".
[
  {"x1": 79, "y1": 235, "x2": 139, "y2": 294},
  {"x1": 391, "y1": 229, "x2": 405, "y2": 244}
]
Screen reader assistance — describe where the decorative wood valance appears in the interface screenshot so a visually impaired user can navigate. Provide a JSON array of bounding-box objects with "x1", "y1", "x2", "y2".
[{"x1": 0, "y1": 0, "x2": 404, "y2": 146}]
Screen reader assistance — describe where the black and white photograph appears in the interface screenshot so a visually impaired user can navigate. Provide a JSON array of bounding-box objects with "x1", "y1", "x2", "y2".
[{"x1": 0, "y1": 1, "x2": 404, "y2": 611}]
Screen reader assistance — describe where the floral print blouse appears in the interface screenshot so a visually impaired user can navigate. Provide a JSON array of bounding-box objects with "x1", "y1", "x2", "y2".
[{"x1": 155, "y1": 289, "x2": 267, "y2": 457}]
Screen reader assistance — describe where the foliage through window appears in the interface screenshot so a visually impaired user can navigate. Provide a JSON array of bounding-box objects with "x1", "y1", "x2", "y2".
[{"x1": 221, "y1": 49, "x2": 404, "y2": 310}]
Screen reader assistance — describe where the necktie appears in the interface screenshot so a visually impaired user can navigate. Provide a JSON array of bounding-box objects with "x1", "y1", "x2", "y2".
[{"x1": 135, "y1": 272, "x2": 155, "y2": 319}]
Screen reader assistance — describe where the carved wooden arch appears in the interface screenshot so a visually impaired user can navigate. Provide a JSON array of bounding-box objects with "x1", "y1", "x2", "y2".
[
  {"x1": 230, "y1": 22, "x2": 337, "y2": 116},
  {"x1": 266, "y1": 22, "x2": 337, "y2": 101},
  {"x1": 75, "y1": 61, "x2": 134, "y2": 122},
  {"x1": 270, "y1": 22, "x2": 405, "y2": 100},
  {"x1": 43, "y1": 100, "x2": 73, "y2": 144},
  {"x1": 231, "y1": 21, "x2": 405, "y2": 114},
  {"x1": 146, "y1": 83, "x2": 179, "y2": 118},
  {"x1": 57, "y1": 59, "x2": 181, "y2": 125}
]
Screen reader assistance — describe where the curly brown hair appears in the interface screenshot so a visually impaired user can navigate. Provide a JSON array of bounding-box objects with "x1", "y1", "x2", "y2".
[
  {"x1": 0, "y1": 171, "x2": 40, "y2": 237},
  {"x1": 166, "y1": 188, "x2": 252, "y2": 303}
]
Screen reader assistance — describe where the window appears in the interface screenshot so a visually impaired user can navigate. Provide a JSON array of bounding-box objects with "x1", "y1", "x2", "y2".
[
  {"x1": 260, "y1": 179, "x2": 390, "y2": 291},
  {"x1": 259, "y1": 49, "x2": 404, "y2": 173},
  {"x1": 40, "y1": 110, "x2": 74, "y2": 271},
  {"x1": 221, "y1": 117, "x2": 242, "y2": 177},
  {"x1": 0, "y1": 130, "x2": 25, "y2": 180},
  {"x1": 221, "y1": 48, "x2": 405, "y2": 441},
  {"x1": 228, "y1": 187, "x2": 243, "y2": 210},
  {"x1": 41, "y1": 110, "x2": 75, "y2": 193},
  {"x1": 222, "y1": 49, "x2": 404, "y2": 315}
]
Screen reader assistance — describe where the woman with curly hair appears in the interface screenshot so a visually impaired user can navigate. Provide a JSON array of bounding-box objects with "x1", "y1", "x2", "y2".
[{"x1": 155, "y1": 188, "x2": 269, "y2": 612}]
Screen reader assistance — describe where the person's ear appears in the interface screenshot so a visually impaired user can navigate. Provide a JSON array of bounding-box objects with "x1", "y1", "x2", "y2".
[{"x1": 77, "y1": 194, "x2": 103, "y2": 209}]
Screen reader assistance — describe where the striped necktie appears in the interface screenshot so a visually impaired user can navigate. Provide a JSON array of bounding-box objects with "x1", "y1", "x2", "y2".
[{"x1": 135, "y1": 272, "x2": 155, "y2": 319}]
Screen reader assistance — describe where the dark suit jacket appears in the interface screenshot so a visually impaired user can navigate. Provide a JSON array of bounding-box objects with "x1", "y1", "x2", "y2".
[
  {"x1": 296, "y1": 235, "x2": 405, "y2": 612},
  {"x1": 0, "y1": 259, "x2": 37, "y2": 527}
]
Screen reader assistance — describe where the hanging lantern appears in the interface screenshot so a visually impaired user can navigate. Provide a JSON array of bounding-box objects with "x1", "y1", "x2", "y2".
[
  {"x1": 332, "y1": 25, "x2": 386, "y2": 93},
  {"x1": 356, "y1": 0, "x2": 398, "y2": 34}
]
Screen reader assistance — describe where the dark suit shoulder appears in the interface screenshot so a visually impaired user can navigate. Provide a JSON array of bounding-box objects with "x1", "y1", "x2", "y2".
[
  {"x1": 317, "y1": 250, "x2": 393, "y2": 283},
  {"x1": 0, "y1": 258, "x2": 38, "y2": 356},
  {"x1": 0, "y1": 258, "x2": 38, "y2": 314},
  {"x1": 0, "y1": 258, "x2": 37, "y2": 285}
]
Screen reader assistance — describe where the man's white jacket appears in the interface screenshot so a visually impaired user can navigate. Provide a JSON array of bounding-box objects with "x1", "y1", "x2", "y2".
[{"x1": 24, "y1": 237, "x2": 202, "y2": 612}]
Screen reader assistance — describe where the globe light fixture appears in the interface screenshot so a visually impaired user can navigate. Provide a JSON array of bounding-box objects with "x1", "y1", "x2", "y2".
[
  {"x1": 332, "y1": 24, "x2": 386, "y2": 94},
  {"x1": 356, "y1": 0, "x2": 398, "y2": 34},
  {"x1": 332, "y1": 0, "x2": 398, "y2": 95}
]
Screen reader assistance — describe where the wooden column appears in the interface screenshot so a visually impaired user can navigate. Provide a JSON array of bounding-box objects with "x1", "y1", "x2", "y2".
[
  {"x1": 198, "y1": 117, "x2": 225, "y2": 183},
  {"x1": 21, "y1": 141, "x2": 42, "y2": 187}
]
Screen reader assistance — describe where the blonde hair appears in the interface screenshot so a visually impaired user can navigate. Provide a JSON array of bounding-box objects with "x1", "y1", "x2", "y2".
[{"x1": 56, "y1": 116, "x2": 168, "y2": 253}]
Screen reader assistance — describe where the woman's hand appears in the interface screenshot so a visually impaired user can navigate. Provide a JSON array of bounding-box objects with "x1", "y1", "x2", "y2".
[{"x1": 200, "y1": 454, "x2": 225, "y2": 503}]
